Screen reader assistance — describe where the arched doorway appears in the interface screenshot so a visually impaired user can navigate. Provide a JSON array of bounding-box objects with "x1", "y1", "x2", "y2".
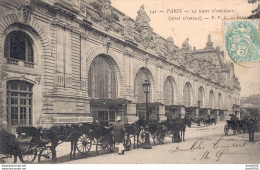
[
  {"x1": 183, "y1": 82, "x2": 192, "y2": 107},
  {"x1": 198, "y1": 87, "x2": 205, "y2": 118},
  {"x1": 218, "y1": 93, "x2": 224, "y2": 120},
  {"x1": 209, "y1": 90, "x2": 216, "y2": 118},
  {"x1": 198, "y1": 87, "x2": 204, "y2": 108},
  {"x1": 209, "y1": 90, "x2": 214, "y2": 109},
  {"x1": 163, "y1": 77, "x2": 176, "y2": 119},
  {"x1": 134, "y1": 68, "x2": 152, "y2": 103},
  {"x1": 183, "y1": 82, "x2": 194, "y2": 120},
  {"x1": 88, "y1": 55, "x2": 119, "y2": 123},
  {"x1": 134, "y1": 67, "x2": 155, "y2": 120},
  {"x1": 163, "y1": 77, "x2": 174, "y2": 105},
  {"x1": 88, "y1": 55, "x2": 117, "y2": 99},
  {"x1": 6, "y1": 80, "x2": 34, "y2": 127}
]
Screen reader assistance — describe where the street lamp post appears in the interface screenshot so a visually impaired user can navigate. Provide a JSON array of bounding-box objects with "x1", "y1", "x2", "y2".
[
  {"x1": 142, "y1": 79, "x2": 152, "y2": 149},
  {"x1": 197, "y1": 100, "x2": 201, "y2": 126}
]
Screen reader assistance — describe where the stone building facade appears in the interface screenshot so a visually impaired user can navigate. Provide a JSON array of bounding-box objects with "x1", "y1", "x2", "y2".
[{"x1": 0, "y1": 0, "x2": 241, "y2": 132}]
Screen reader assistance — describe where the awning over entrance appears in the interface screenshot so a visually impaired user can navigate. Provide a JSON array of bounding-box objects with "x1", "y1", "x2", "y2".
[
  {"x1": 200, "y1": 108, "x2": 211, "y2": 110},
  {"x1": 135, "y1": 102, "x2": 163, "y2": 108},
  {"x1": 165, "y1": 105, "x2": 185, "y2": 109},
  {"x1": 185, "y1": 106, "x2": 198, "y2": 111},
  {"x1": 220, "y1": 109, "x2": 228, "y2": 111},
  {"x1": 90, "y1": 98, "x2": 132, "y2": 107}
]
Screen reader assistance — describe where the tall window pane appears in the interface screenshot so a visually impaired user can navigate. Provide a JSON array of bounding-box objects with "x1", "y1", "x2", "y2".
[
  {"x1": 134, "y1": 69, "x2": 151, "y2": 103},
  {"x1": 183, "y1": 83, "x2": 191, "y2": 107},
  {"x1": 88, "y1": 57, "x2": 116, "y2": 98},
  {"x1": 7, "y1": 80, "x2": 33, "y2": 126},
  {"x1": 198, "y1": 87, "x2": 204, "y2": 108},
  {"x1": 209, "y1": 90, "x2": 214, "y2": 108},
  {"x1": 164, "y1": 78, "x2": 174, "y2": 105},
  {"x1": 4, "y1": 31, "x2": 34, "y2": 62}
]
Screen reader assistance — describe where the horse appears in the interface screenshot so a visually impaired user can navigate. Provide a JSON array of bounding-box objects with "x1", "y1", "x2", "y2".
[
  {"x1": 124, "y1": 123, "x2": 140, "y2": 149},
  {"x1": 0, "y1": 129, "x2": 21, "y2": 163},
  {"x1": 179, "y1": 118, "x2": 188, "y2": 142},
  {"x1": 47, "y1": 124, "x2": 81, "y2": 161}
]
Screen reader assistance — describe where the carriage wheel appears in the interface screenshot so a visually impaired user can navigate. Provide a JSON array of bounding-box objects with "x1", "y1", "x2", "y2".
[
  {"x1": 124, "y1": 137, "x2": 131, "y2": 151},
  {"x1": 158, "y1": 131, "x2": 165, "y2": 144},
  {"x1": 224, "y1": 124, "x2": 229, "y2": 135},
  {"x1": 38, "y1": 147, "x2": 52, "y2": 163},
  {"x1": 138, "y1": 129, "x2": 146, "y2": 144},
  {"x1": 77, "y1": 134, "x2": 92, "y2": 154},
  {"x1": 96, "y1": 136, "x2": 110, "y2": 155},
  {"x1": 19, "y1": 148, "x2": 37, "y2": 163},
  {"x1": 153, "y1": 130, "x2": 160, "y2": 145},
  {"x1": 108, "y1": 140, "x2": 115, "y2": 153}
]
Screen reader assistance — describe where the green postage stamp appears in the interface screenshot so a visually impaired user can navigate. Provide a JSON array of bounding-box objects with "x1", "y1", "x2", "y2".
[{"x1": 224, "y1": 19, "x2": 259, "y2": 63}]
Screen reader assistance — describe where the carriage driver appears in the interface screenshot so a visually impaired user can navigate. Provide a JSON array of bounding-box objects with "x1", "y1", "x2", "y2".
[{"x1": 111, "y1": 116, "x2": 126, "y2": 155}]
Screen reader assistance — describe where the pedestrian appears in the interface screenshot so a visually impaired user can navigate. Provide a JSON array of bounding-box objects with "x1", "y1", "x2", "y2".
[
  {"x1": 248, "y1": 117, "x2": 256, "y2": 142},
  {"x1": 112, "y1": 116, "x2": 126, "y2": 155},
  {"x1": 172, "y1": 118, "x2": 181, "y2": 143}
]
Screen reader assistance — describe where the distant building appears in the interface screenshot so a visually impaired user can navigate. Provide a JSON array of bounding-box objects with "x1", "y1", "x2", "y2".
[
  {"x1": 240, "y1": 94, "x2": 260, "y2": 118},
  {"x1": 0, "y1": 0, "x2": 240, "y2": 132}
]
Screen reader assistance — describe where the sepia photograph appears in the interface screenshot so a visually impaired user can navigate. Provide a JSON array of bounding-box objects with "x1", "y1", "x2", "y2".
[{"x1": 0, "y1": 0, "x2": 259, "y2": 168}]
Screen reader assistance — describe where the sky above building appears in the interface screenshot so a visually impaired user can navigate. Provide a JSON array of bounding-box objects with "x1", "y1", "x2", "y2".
[{"x1": 111, "y1": 0, "x2": 259, "y2": 97}]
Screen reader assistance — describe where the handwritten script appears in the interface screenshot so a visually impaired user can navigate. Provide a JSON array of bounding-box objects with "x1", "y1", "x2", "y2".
[{"x1": 169, "y1": 135, "x2": 246, "y2": 161}]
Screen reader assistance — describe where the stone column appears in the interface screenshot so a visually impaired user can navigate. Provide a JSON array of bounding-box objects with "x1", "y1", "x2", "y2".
[
  {"x1": 207, "y1": 109, "x2": 211, "y2": 116},
  {"x1": 158, "y1": 105, "x2": 167, "y2": 121},
  {"x1": 195, "y1": 108, "x2": 199, "y2": 118},
  {"x1": 126, "y1": 103, "x2": 137, "y2": 123},
  {"x1": 80, "y1": 33, "x2": 87, "y2": 92},
  {"x1": 124, "y1": 48, "x2": 134, "y2": 101},
  {"x1": 216, "y1": 110, "x2": 220, "y2": 122},
  {"x1": 237, "y1": 110, "x2": 241, "y2": 120},
  {"x1": 180, "y1": 107, "x2": 186, "y2": 118}
]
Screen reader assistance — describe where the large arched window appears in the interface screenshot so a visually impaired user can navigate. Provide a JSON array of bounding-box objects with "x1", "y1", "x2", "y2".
[
  {"x1": 164, "y1": 77, "x2": 174, "y2": 105},
  {"x1": 134, "y1": 68, "x2": 152, "y2": 103},
  {"x1": 218, "y1": 93, "x2": 222, "y2": 109},
  {"x1": 209, "y1": 90, "x2": 214, "y2": 108},
  {"x1": 198, "y1": 87, "x2": 204, "y2": 108},
  {"x1": 183, "y1": 83, "x2": 192, "y2": 107},
  {"x1": 4, "y1": 31, "x2": 34, "y2": 62},
  {"x1": 88, "y1": 56, "x2": 117, "y2": 99},
  {"x1": 7, "y1": 80, "x2": 33, "y2": 126}
]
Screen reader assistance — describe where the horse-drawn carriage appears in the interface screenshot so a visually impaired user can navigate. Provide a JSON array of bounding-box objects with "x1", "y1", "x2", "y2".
[
  {"x1": 224, "y1": 119, "x2": 248, "y2": 135},
  {"x1": 134, "y1": 118, "x2": 189, "y2": 146},
  {"x1": 75, "y1": 123, "x2": 114, "y2": 155},
  {"x1": 0, "y1": 126, "x2": 51, "y2": 163},
  {"x1": 200, "y1": 117, "x2": 216, "y2": 126},
  {"x1": 1, "y1": 117, "x2": 190, "y2": 163},
  {"x1": 0, "y1": 122, "x2": 116, "y2": 163}
]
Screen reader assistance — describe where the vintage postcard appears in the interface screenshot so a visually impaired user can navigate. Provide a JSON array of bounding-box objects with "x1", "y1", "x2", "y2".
[{"x1": 0, "y1": 0, "x2": 259, "y2": 168}]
